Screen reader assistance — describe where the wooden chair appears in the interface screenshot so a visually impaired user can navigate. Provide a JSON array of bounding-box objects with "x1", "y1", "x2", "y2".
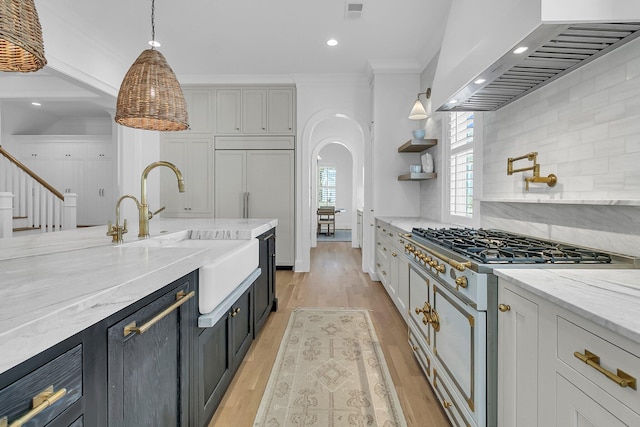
[{"x1": 317, "y1": 207, "x2": 335, "y2": 236}]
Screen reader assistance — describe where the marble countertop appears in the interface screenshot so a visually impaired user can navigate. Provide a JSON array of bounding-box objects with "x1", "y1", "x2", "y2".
[
  {"x1": 376, "y1": 216, "x2": 458, "y2": 233},
  {"x1": 494, "y1": 269, "x2": 640, "y2": 344},
  {"x1": 0, "y1": 218, "x2": 277, "y2": 375}
]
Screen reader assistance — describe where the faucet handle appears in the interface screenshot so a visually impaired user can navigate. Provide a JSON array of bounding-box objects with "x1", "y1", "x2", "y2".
[
  {"x1": 107, "y1": 221, "x2": 113, "y2": 236},
  {"x1": 149, "y1": 206, "x2": 166, "y2": 219},
  {"x1": 122, "y1": 219, "x2": 128, "y2": 234}
]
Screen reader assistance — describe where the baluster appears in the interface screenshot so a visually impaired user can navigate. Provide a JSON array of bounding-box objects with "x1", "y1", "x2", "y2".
[
  {"x1": 46, "y1": 193, "x2": 53, "y2": 233},
  {"x1": 33, "y1": 185, "x2": 41, "y2": 228}
]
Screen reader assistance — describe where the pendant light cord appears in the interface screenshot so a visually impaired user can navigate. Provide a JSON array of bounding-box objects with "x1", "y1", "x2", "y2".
[{"x1": 151, "y1": 0, "x2": 156, "y2": 47}]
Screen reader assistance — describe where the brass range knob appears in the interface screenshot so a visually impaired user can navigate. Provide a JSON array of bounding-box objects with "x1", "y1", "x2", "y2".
[
  {"x1": 498, "y1": 304, "x2": 511, "y2": 312},
  {"x1": 455, "y1": 276, "x2": 468, "y2": 289},
  {"x1": 435, "y1": 264, "x2": 446, "y2": 274}
]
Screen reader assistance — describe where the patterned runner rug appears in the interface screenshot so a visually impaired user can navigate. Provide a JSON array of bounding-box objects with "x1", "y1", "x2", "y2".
[{"x1": 254, "y1": 307, "x2": 407, "y2": 426}]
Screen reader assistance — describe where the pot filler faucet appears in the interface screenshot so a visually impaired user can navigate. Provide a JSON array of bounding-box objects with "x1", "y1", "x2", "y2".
[{"x1": 107, "y1": 161, "x2": 185, "y2": 243}]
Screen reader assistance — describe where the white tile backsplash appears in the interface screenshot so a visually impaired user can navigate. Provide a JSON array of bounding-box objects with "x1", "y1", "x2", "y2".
[{"x1": 481, "y1": 37, "x2": 640, "y2": 256}]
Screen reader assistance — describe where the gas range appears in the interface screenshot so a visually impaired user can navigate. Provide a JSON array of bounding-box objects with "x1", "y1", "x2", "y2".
[{"x1": 403, "y1": 227, "x2": 636, "y2": 427}]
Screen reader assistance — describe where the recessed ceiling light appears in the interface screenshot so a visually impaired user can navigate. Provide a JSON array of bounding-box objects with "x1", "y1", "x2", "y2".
[
  {"x1": 327, "y1": 39, "x2": 338, "y2": 47},
  {"x1": 448, "y1": 99, "x2": 458, "y2": 104},
  {"x1": 31, "y1": 102, "x2": 41, "y2": 106},
  {"x1": 148, "y1": 40, "x2": 161, "y2": 48},
  {"x1": 513, "y1": 46, "x2": 528, "y2": 54},
  {"x1": 474, "y1": 78, "x2": 486, "y2": 84}
]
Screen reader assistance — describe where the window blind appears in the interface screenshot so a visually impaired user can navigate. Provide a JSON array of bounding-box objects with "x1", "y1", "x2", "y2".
[
  {"x1": 449, "y1": 112, "x2": 474, "y2": 218},
  {"x1": 318, "y1": 166, "x2": 337, "y2": 206}
]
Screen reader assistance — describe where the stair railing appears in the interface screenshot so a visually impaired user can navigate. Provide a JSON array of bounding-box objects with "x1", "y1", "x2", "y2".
[{"x1": 0, "y1": 146, "x2": 77, "y2": 235}]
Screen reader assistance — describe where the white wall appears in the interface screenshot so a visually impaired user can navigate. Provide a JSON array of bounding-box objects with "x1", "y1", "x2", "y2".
[
  {"x1": 480, "y1": 36, "x2": 640, "y2": 256},
  {"x1": 417, "y1": 54, "x2": 446, "y2": 221},
  {"x1": 317, "y1": 143, "x2": 353, "y2": 230}
]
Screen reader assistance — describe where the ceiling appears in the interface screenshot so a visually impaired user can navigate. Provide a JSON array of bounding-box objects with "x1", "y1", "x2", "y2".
[{"x1": 1, "y1": 0, "x2": 452, "y2": 120}]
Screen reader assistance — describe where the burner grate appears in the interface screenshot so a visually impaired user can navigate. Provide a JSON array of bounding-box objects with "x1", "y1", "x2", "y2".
[{"x1": 411, "y1": 227, "x2": 612, "y2": 264}]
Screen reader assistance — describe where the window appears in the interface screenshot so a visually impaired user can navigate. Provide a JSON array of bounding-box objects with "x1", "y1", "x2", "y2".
[
  {"x1": 448, "y1": 112, "x2": 474, "y2": 218},
  {"x1": 318, "y1": 165, "x2": 336, "y2": 207}
]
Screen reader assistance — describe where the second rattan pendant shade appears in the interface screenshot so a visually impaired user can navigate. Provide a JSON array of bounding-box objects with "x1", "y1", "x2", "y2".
[
  {"x1": 115, "y1": 48, "x2": 189, "y2": 131},
  {"x1": 0, "y1": 0, "x2": 47, "y2": 72}
]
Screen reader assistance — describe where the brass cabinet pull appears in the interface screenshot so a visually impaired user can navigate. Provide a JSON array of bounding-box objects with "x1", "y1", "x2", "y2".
[
  {"x1": 498, "y1": 304, "x2": 511, "y2": 312},
  {"x1": 1, "y1": 386, "x2": 67, "y2": 427},
  {"x1": 442, "y1": 400, "x2": 453, "y2": 409},
  {"x1": 124, "y1": 290, "x2": 195, "y2": 336},
  {"x1": 392, "y1": 253, "x2": 398, "y2": 257},
  {"x1": 230, "y1": 308, "x2": 241, "y2": 317},
  {"x1": 412, "y1": 345, "x2": 419, "y2": 351},
  {"x1": 574, "y1": 350, "x2": 637, "y2": 390},
  {"x1": 430, "y1": 308, "x2": 441, "y2": 332}
]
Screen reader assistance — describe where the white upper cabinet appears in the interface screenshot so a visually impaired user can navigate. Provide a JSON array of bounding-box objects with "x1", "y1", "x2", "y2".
[
  {"x1": 215, "y1": 89, "x2": 242, "y2": 134},
  {"x1": 214, "y1": 87, "x2": 295, "y2": 135},
  {"x1": 183, "y1": 88, "x2": 213, "y2": 134},
  {"x1": 242, "y1": 89, "x2": 268, "y2": 134},
  {"x1": 267, "y1": 89, "x2": 295, "y2": 134}
]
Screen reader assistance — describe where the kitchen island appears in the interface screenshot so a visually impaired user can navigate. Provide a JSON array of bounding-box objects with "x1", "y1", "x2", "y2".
[{"x1": 0, "y1": 218, "x2": 276, "y2": 427}]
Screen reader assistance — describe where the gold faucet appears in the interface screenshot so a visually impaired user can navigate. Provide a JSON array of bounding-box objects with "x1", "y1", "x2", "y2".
[
  {"x1": 107, "y1": 195, "x2": 141, "y2": 244},
  {"x1": 507, "y1": 151, "x2": 557, "y2": 191},
  {"x1": 139, "y1": 161, "x2": 185, "y2": 238}
]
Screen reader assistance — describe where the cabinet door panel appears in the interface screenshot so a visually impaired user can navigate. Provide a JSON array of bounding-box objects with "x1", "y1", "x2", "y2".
[
  {"x1": 254, "y1": 235, "x2": 271, "y2": 335},
  {"x1": 215, "y1": 89, "x2": 241, "y2": 134},
  {"x1": 242, "y1": 89, "x2": 267, "y2": 134},
  {"x1": 498, "y1": 285, "x2": 539, "y2": 427},
  {"x1": 184, "y1": 89, "x2": 212, "y2": 133},
  {"x1": 160, "y1": 139, "x2": 188, "y2": 214},
  {"x1": 186, "y1": 138, "x2": 213, "y2": 214},
  {"x1": 231, "y1": 286, "x2": 253, "y2": 367},
  {"x1": 246, "y1": 150, "x2": 294, "y2": 266},
  {"x1": 214, "y1": 150, "x2": 246, "y2": 218},
  {"x1": 107, "y1": 287, "x2": 189, "y2": 427},
  {"x1": 198, "y1": 315, "x2": 232, "y2": 425},
  {"x1": 556, "y1": 374, "x2": 633, "y2": 427},
  {"x1": 267, "y1": 89, "x2": 294, "y2": 134}
]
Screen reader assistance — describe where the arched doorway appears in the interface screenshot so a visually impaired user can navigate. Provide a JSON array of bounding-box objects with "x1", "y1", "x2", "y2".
[{"x1": 297, "y1": 110, "x2": 368, "y2": 272}]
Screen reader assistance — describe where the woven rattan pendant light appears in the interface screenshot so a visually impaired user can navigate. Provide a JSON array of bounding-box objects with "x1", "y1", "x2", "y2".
[
  {"x1": 115, "y1": 0, "x2": 188, "y2": 131},
  {"x1": 0, "y1": 0, "x2": 47, "y2": 72}
]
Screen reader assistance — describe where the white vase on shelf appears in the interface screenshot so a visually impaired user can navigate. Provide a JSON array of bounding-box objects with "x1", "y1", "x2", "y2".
[{"x1": 421, "y1": 153, "x2": 434, "y2": 173}]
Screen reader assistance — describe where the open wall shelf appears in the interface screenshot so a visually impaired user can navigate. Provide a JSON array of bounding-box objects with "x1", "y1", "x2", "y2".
[
  {"x1": 398, "y1": 139, "x2": 437, "y2": 152},
  {"x1": 397, "y1": 172, "x2": 437, "y2": 181}
]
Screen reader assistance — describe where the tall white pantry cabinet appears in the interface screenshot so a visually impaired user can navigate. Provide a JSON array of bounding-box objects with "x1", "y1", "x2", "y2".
[{"x1": 159, "y1": 86, "x2": 296, "y2": 267}]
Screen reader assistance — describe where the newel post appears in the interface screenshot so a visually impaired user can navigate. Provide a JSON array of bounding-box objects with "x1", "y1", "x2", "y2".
[
  {"x1": 0, "y1": 192, "x2": 13, "y2": 238},
  {"x1": 63, "y1": 193, "x2": 77, "y2": 231}
]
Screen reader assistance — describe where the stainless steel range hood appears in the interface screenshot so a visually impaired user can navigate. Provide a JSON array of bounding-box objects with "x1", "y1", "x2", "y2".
[{"x1": 437, "y1": 22, "x2": 640, "y2": 112}]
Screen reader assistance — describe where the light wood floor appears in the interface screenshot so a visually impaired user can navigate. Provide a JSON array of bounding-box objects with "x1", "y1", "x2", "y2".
[{"x1": 209, "y1": 242, "x2": 450, "y2": 426}]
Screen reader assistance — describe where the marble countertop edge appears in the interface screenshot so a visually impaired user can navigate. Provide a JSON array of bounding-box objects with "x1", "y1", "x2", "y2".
[{"x1": 494, "y1": 269, "x2": 640, "y2": 345}]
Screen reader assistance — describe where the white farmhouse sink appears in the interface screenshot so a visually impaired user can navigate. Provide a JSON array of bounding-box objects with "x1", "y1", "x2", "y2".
[{"x1": 126, "y1": 235, "x2": 259, "y2": 314}]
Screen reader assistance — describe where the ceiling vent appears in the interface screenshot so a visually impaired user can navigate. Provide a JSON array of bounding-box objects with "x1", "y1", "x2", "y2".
[
  {"x1": 439, "y1": 22, "x2": 640, "y2": 112},
  {"x1": 345, "y1": 2, "x2": 364, "y2": 19}
]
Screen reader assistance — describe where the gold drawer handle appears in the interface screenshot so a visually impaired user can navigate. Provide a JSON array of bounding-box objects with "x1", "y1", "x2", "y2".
[
  {"x1": 442, "y1": 400, "x2": 452, "y2": 409},
  {"x1": 391, "y1": 253, "x2": 398, "y2": 257},
  {"x1": 574, "y1": 350, "x2": 637, "y2": 390},
  {"x1": 0, "y1": 386, "x2": 67, "y2": 427},
  {"x1": 124, "y1": 290, "x2": 195, "y2": 336}
]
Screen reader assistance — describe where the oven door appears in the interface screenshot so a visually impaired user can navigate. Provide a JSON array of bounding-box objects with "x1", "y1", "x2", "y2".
[
  {"x1": 408, "y1": 262, "x2": 432, "y2": 348},
  {"x1": 432, "y1": 278, "x2": 487, "y2": 426}
]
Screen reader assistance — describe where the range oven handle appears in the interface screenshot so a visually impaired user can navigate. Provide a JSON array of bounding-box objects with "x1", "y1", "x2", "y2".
[{"x1": 400, "y1": 233, "x2": 472, "y2": 272}]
